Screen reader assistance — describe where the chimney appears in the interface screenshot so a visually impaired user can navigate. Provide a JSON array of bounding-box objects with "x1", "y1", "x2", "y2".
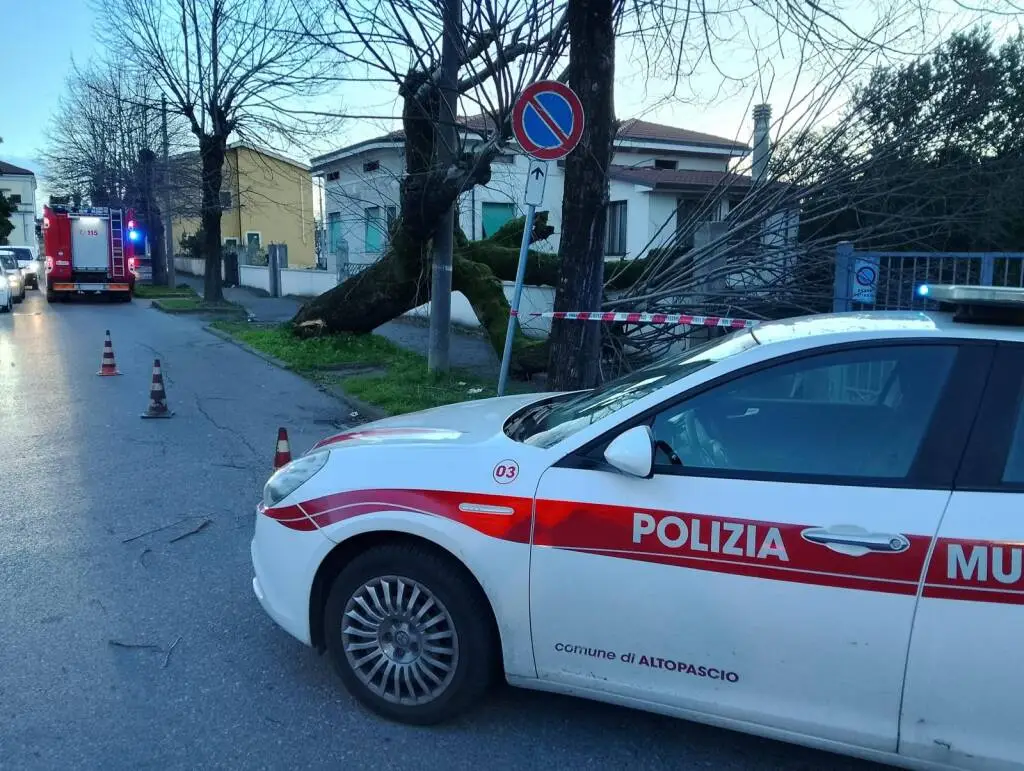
[{"x1": 751, "y1": 104, "x2": 771, "y2": 182}]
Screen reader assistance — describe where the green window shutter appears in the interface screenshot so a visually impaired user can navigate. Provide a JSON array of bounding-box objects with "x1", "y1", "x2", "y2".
[
  {"x1": 481, "y1": 202, "x2": 516, "y2": 239},
  {"x1": 364, "y1": 207, "x2": 383, "y2": 252}
]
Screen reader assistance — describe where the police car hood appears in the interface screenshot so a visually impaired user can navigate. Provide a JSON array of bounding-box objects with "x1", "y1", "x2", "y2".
[{"x1": 310, "y1": 392, "x2": 555, "y2": 451}]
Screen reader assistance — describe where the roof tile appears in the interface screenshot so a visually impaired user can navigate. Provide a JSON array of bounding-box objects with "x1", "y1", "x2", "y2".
[{"x1": 608, "y1": 165, "x2": 753, "y2": 189}]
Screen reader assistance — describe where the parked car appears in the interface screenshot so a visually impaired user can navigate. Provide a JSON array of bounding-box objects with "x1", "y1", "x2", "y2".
[
  {"x1": 4, "y1": 245, "x2": 41, "y2": 289},
  {"x1": 254, "y1": 283, "x2": 1024, "y2": 771},
  {"x1": 0, "y1": 250, "x2": 25, "y2": 303},
  {"x1": 0, "y1": 260, "x2": 13, "y2": 312}
]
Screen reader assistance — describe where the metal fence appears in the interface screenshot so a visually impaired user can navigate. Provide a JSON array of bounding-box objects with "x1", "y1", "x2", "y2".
[
  {"x1": 338, "y1": 262, "x2": 370, "y2": 281},
  {"x1": 833, "y1": 242, "x2": 1024, "y2": 312}
]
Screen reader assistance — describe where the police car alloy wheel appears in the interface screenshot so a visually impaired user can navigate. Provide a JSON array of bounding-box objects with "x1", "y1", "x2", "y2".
[{"x1": 323, "y1": 543, "x2": 497, "y2": 725}]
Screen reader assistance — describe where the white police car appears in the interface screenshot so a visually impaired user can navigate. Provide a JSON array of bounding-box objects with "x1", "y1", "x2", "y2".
[{"x1": 252, "y1": 285, "x2": 1024, "y2": 770}]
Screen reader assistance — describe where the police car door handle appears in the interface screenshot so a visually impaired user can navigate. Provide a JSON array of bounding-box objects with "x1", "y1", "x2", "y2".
[
  {"x1": 727, "y1": 407, "x2": 759, "y2": 418},
  {"x1": 800, "y1": 527, "x2": 911, "y2": 556}
]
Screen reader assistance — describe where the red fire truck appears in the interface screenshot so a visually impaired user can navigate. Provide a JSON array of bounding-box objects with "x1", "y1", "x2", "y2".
[{"x1": 42, "y1": 205, "x2": 140, "y2": 302}]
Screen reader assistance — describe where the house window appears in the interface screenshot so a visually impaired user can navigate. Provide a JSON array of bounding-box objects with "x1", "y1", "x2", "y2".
[
  {"x1": 6, "y1": 194, "x2": 22, "y2": 205},
  {"x1": 245, "y1": 232, "x2": 261, "y2": 250},
  {"x1": 363, "y1": 160, "x2": 380, "y2": 173},
  {"x1": 654, "y1": 159, "x2": 677, "y2": 170},
  {"x1": 605, "y1": 200, "x2": 628, "y2": 256},
  {"x1": 327, "y1": 212, "x2": 344, "y2": 256},
  {"x1": 220, "y1": 191, "x2": 232, "y2": 210},
  {"x1": 493, "y1": 154, "x2": 515, "y2": 164},
  {"x1": 481, "y1": 202, "x2": 517, "y2": 239},
  {"x1": 326, "y1": 171, "x2": 340, "y2": 181},
  {"x1": 364, "y1": 207, "x2": 384, "y2": 252}
]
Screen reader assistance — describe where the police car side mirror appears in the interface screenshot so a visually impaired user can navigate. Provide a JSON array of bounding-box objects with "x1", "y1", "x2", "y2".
[{"x1": 604, "y1": 425, "x2": 655, "y2": 479}]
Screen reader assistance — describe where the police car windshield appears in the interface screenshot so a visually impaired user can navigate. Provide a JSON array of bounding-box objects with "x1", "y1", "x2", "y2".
[{"x1": 507, "y1": 329, "x2": 759, "y2": 448}]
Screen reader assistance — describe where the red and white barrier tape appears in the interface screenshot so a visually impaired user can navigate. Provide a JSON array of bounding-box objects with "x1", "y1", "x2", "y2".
[{"x1": 510, "y1": 310, "x2": 760, "y2": 329}]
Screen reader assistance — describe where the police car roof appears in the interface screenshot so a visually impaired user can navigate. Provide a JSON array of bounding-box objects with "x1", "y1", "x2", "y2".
[{"x1": 751, "y1": 310, "x2": 1024, "y2": 346}]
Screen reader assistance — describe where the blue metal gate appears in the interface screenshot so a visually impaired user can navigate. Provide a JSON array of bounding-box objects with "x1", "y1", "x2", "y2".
[{"x1": 832, "y1": 241, "x2": 1024, "y2": 312}]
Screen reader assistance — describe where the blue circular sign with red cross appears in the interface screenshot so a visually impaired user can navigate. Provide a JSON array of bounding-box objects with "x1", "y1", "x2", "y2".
[{"x1": 512, "y1": 81, "x2": 585, "y2": 161}]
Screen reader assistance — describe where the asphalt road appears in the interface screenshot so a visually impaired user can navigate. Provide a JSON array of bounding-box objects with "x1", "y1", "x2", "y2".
[{"x1": 0, "y1": 289, "x2": 885, "y2": 770}]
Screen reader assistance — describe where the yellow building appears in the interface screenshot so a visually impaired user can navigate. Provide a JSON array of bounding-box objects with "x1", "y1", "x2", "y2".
[{"x1": 171, "y1": 142, "x2": 315, "y2": 268}]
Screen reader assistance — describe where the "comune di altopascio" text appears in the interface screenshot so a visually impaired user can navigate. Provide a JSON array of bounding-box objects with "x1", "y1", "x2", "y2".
[{"x1": 553, "y1": 643, "x2": 739, "y2": 683}]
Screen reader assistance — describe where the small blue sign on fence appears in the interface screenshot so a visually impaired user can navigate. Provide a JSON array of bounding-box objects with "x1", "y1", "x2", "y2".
[{"x1": 852, "y1": 255, "x2": 879, "y2": 305}]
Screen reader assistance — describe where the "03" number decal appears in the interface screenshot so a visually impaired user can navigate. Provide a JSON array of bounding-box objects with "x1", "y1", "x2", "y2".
[{"x1": 492, "y1": 460, "x2": 519, "y2": 484}]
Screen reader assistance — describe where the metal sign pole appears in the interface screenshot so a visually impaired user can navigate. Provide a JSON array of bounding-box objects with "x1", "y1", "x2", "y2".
[
  {"x1": 498, "y1": 80, "x2": 583, "y2": 397},
  {"x1": 497, "y1": 203, "x2": 537, "y2": 396}
]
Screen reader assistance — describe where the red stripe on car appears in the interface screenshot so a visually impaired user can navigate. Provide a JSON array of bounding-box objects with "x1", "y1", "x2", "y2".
[{"x1": 263, "y1": 489, "x2": 1024, "y2": 605}]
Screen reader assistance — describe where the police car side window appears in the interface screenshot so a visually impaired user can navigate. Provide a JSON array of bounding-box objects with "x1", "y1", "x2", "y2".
[
  {"x1": 1001, "y1": 392, "x2": 1024, "y2": 483},
  {"x1": 651, "y1": 345, "x2": 957, "y2": 480}
]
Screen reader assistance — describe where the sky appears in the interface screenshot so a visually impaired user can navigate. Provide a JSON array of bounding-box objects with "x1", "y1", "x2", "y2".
[
  {"x1": 0, "y1": 0, "x2": 1006, "y2": 202},
  {"x1": 0, "y1": 0, "x2": 99, "y2": 173}
]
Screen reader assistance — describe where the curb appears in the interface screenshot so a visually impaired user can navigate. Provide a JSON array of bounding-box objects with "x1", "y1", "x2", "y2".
[
  {"x1": 202, "y1": 325, "x2": 292, "y2": 369},
  {"x1": 152, "y1": 299, "x2": 248, "y2": 319},
  {"x1": 310, "y1": 376, "x2": 390, "y2": 423},
  {"x1": 202, "y1": 325, "x2": 390, "y2": 423}
]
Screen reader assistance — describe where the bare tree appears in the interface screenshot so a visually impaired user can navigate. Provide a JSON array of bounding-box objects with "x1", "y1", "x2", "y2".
[
  {"x1": 540, "y1": 0, "x2": 974, "y2": 388},
  {"x1": 94, "y1": 0, "x2": 339, "y2": 301},
  {"x1": 599, "y1": 26, "x2": 1024, "y2": 375},
  {"x1": 547, "y1": 0, "x2": 617, "y2": 390},
  {"x1": 40, "y1": 61, "x2": 190, "y2": 208},
  {"x1": 291, "y1": 0, "x2": 567, "y2": 372}
]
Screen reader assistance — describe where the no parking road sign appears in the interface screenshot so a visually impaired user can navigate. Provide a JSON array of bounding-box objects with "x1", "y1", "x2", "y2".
[
  {"x1": 499, "y1": 81, "x2": 585, "y2": 398},
  {"x1": 512, "y1": 81, "x2": 585, "y2": 161},
  {"x1": 852, "y1": 255, "x2": 879, "y2": 305}
]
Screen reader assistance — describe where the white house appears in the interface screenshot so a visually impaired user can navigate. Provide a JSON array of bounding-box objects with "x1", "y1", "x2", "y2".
[
  {"x1": 310, "y1": 111, "x2": 777, "y2": 272},
  {"x1": 0, "y1": 160, "x2": 38, "y2": 247}
]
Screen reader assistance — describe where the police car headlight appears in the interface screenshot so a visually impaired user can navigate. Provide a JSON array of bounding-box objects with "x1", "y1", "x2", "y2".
[{"x1": 263, "y1": 451, "x2": 329, "y2": 508}]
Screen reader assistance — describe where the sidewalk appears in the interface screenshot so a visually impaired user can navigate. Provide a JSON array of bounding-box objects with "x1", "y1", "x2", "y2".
[
  {"x1": 177, "y1": 274, "x2": 302, "y2": 322},
  {"x1": 176, "y1": 273, "x2": 502, "y2": 379}
]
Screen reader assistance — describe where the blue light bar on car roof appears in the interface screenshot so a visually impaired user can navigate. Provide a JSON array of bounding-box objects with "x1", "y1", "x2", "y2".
[{"x1": 917, "y1": 284, "x2": 1024, "y2": 306}]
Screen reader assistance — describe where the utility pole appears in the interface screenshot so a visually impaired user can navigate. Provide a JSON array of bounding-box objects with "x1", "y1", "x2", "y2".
[
  {"x1": 427, "y1": 0, "x2": 462, "y2": 373},
  {"x1": 162, "y1": 95, "x2": 176, "y2": 288}
]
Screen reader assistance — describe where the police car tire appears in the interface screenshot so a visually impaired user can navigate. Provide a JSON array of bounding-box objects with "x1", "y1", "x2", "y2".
[{"x1": 323, "y1": 542, "x2": 496, "y2": 725}]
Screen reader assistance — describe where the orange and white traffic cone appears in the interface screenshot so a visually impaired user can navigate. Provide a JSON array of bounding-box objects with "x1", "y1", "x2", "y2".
[
  {"x1": 273, "y1": 427, "x2": 292, "y2": 469},
  {"x1": 97, "y1": 330, "x2": 122, "y2": 376},
  {"x1": 141, "y1": 358, "x2": 173, "y2": 419}
]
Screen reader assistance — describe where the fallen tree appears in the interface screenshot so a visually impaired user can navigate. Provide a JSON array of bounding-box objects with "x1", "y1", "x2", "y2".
[{"x1": 290, "y1": 0, "x2": 568, "y2": 374}]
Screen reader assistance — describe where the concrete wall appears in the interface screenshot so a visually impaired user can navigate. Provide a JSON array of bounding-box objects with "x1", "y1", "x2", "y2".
[
  {"x1": 404, "y1": 282, "x2": 555, "y2": 339},
  {"x1": 279, "y1": 268, "x2": 337, "y2": 297},
  {"x1": 239, "y1": 265, "x2": 270, "y2": 294},
  {"x1": 647, "y1": 193, "x2": 679, "y2": 250},
  {"x1": 174, "y1": 256, "x2": 207, "y2": 277}
]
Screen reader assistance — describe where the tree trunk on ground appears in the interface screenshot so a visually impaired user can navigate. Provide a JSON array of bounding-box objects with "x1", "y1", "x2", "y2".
[
  {"x1": 199, "y1": 134, "x2": 227, "y2": 302},
  {"x1": 546, "y1": 0, "x2": 616, "y2": 390},
  {"x1": 294, "y1": 229, "x2": 431, "y2": 332},
  {"x1": 452, "y1": 254, "x2": 548, "y2": 376}
]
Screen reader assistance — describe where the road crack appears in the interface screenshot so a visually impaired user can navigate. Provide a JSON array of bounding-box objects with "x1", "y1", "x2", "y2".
[{"x1": 193, "y1": 395, "x2": 264, "y2": 483}]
